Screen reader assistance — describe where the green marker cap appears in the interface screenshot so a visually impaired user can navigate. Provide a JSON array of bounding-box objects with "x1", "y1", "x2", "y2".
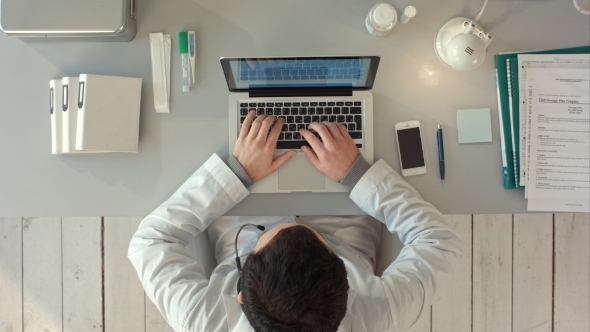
[{"x1": 178, "y1": 32, "x2": 188, "y2": 53}]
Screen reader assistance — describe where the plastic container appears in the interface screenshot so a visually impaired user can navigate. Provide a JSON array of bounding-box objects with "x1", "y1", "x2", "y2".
[
  {"x1": 400, "y1": 6, "x2": 417, "y2": 24},
  {"x1": 365, "y1": 3, "x2": 397, "y2": 36},
  {"x1": 574, "y1": 0, "x2": 589, "y2": 14}
]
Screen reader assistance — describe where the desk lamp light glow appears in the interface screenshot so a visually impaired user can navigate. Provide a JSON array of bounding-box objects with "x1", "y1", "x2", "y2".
[{"x1": 435, "y1": 0, "x2": 493, "y2": 71}]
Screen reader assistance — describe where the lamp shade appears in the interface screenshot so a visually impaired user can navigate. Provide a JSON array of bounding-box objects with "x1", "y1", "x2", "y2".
[{"x1": 445, "y1": 33, "x2": 486, "y2": 71}]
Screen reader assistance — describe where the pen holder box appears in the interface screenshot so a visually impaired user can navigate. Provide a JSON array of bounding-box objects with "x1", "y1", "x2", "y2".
[{"x1": 0, "y1": 0, "x2": 137, "y2": 41}]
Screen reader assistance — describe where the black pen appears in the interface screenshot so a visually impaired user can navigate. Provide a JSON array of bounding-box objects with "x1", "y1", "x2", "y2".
[{"x1": 437, "y1": 125, "x2": 445, "y2": 183}]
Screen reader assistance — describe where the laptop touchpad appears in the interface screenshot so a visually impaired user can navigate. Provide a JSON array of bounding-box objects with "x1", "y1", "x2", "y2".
[{"x1": 278, "y1": 156, "x2": 325, "y2": 190}]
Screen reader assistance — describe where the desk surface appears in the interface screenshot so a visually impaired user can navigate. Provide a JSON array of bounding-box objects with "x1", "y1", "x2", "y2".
[{"x1": 1, "y1": 0, "x2": 588, "y2": 216}]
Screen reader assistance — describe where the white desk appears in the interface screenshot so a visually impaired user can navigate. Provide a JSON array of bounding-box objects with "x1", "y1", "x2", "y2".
[{"x1": 0, "y1": 0, "x2": 588, "y2": 216}]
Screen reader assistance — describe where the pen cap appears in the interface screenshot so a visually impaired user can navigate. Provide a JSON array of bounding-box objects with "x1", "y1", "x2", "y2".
[{"x1": 178, "y1": 32, "x2": 188, "y2": 53}]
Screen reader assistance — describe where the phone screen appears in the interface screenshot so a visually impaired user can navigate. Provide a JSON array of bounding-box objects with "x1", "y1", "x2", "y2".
[{"x1": 397, "y1": 127, "x2": 426, "y2": 169}]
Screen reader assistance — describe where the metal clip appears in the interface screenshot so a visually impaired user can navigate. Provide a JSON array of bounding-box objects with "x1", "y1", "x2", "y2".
[
  {"x1": 130, "y1": 0, "x2": 137, "y2": 20},
  {"x1": 50, "y1": 87, "x2": 54, "y2": 114},
  {"x1": 78, "y1": 82, "x2": 85, "y2": 109},
  {"x1": 62, "y1": 85, "x2": 69, "y2": 112}
]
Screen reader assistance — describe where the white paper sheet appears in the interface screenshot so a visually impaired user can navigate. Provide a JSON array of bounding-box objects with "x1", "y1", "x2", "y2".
[
  {"x1": 524, "y1": 63, "x2": 590, "y2": 198},
  {"x1": 517, "y1": 54, "x2": 589, "y2": 187},
  {"x1": 526, "y1": 68, "x2": 590, "y2": 212}
]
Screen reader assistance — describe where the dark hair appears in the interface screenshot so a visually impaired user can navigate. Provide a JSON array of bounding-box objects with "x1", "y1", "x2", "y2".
[{"x1": 240, "y1": 225, "x2": 349, "y2": 332}]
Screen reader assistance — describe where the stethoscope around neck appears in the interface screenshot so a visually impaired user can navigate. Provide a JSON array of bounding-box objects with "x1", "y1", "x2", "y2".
[{"x1": 235, "y1": 223, "x2": 266, "y2": 297}]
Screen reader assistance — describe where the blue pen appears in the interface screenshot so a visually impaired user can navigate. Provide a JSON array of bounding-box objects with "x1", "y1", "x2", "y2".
[{"x1": 437, "y1": 125, "x2": 445, "y2": 183}]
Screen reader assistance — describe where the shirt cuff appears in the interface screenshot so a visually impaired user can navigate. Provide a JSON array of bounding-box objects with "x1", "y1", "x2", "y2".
[
  {"x1": 339, "y1": 154, "x2": 371, "y2": 189},
  {"x1": 226, "y1": 155, "x2": 253, "y2": 187}
]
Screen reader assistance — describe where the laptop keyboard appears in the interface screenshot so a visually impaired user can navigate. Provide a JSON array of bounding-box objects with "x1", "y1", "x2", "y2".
[{"x1": 239, "y1": 100, "x2": 364, "y2": 150}]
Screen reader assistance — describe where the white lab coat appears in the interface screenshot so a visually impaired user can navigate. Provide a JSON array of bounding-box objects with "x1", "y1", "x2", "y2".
[{"x1": 128, "y1": 154, "x2": 462, "y2": 332}]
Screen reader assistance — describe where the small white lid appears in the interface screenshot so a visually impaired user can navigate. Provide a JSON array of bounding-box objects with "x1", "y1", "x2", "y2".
[
  {"x1": 374, "y1": 4, "x2": 395, "y2": 26},
  {"x1": 404, "y1": 6, "x2": 416, "y2": 18}
]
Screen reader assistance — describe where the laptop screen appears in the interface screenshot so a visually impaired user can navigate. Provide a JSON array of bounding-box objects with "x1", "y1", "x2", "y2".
[{"x1": 221, "y1": 56, "x2": 380, "y2": 92}]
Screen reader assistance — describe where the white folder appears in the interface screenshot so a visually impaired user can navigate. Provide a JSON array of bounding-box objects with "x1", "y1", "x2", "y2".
[
  {"x1": 50, "y1": 80, "x2": 63, "y2": 154},
  {"x1": 61, "y1": 76, "x2": 81, "y2": 153},
  {"x1": 75, "y1": 74, "x2": 142, "y2": 152}
]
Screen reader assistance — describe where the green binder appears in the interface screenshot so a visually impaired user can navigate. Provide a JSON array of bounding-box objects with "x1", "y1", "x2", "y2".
[{"x1": 494, "y1": 45, "x2": 590, "y2": 189}]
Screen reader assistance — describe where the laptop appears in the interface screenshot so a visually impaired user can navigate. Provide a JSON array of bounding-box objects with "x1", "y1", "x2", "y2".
[{"x1": 221, "y1": 56, "x2": 380, "y2": 193}]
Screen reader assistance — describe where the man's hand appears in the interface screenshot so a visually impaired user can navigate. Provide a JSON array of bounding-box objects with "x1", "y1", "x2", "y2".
[
  {"x1": 233, "y1": 111, "x2": 296, "y2": 182},
  {"x1": 299, "y1": 122, "x2": 360, "y2": 182}
]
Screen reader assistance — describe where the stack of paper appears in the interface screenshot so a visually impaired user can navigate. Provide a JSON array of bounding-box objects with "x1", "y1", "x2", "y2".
[
  {"x1": 494, "y1": 48, "x2": 589, "y2": 212},
  {"x1": 493, "y1": 46, "x2": 590, "y2": 190},
  {"x1": 49, "y1": 75, "x2": 142, "y2": 154},
  {"x1": 519, "y1": 55, "x2": 589, "y2": 212}
]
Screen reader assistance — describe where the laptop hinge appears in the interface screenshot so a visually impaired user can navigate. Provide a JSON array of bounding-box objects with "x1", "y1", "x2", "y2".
[{"x1": 249, "y1": 89, "x2": 353, "y2": 98}]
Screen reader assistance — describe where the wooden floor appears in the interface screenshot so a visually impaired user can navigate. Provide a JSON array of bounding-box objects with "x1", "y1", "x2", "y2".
[{"x1": 1, "y1": 214, "x2": 589, "y2": 332}]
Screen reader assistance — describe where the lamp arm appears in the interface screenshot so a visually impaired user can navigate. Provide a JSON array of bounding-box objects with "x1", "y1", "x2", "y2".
[{"x1": 474, "y1": 0, "x2": 489, "y2": 22}]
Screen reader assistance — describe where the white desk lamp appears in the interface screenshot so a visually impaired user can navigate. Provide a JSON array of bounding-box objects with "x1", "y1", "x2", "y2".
[{"x1": 435, "y1": 0, "x2": 493, "y2": 70}]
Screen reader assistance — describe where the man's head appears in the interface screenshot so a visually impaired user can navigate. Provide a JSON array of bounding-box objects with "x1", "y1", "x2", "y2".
[{"x1": 238, "y1": 224, "x2": 349, "y2": 332}]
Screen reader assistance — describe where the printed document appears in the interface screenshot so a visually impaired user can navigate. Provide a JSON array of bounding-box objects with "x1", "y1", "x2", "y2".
[
  {"x1": 517, "y1": 54, "x2": 590, "y2": 187},
  {"x1": 527, "y1": 68, "x2": 590, "y2": 212}
]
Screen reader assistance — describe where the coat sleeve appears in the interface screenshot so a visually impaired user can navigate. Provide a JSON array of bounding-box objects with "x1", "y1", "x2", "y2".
[
  {"x1": 349, "y1": 159, "x2": 462, "y2": 332},
  {"x1": 127, "y1": 154, "x2": 249, "y2": 331}
]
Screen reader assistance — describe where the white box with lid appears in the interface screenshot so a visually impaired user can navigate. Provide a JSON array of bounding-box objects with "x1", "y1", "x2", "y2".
[{"x1": 0, "y1": 0, "x2": 137, "y2": 41}]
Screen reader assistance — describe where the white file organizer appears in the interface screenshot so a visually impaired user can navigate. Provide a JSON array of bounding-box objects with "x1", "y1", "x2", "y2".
[
  {"x1": 61, "y1": 76, "x2": 85, "y2": 153},
  {"x1": 50, "y1": 80, "x2": 63, "y2": 154},
  {"x1": 76, "y1": 75, "x2": 142, "y2": 153}
]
